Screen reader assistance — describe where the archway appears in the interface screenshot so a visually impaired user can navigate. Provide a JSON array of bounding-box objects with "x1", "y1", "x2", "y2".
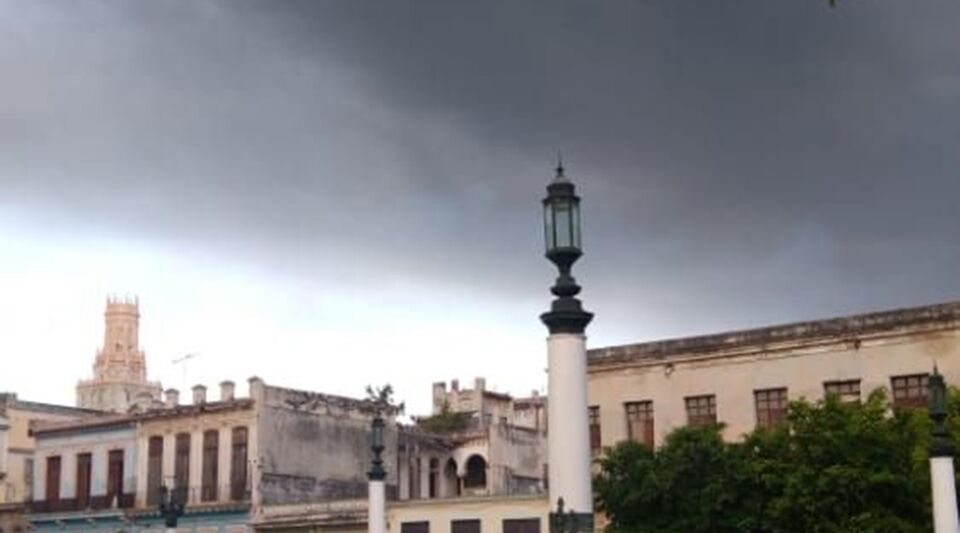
[{"x1": 464, "y1": 455, "x2": 487, "y2": 489}]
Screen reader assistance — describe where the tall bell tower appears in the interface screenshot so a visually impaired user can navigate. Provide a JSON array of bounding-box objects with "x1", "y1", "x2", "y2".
[{"x1": 76, "y1": 296, "x2": 162, "y2": 412}]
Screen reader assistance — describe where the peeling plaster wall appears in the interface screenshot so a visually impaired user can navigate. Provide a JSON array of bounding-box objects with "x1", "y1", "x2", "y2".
[{"x1": 258, "y1": 386, "x2": 397, "y2": 505}]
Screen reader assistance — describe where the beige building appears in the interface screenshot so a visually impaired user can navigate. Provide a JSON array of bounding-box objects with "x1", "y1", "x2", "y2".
[
  {"x1": 29, "y1": 376, "x2": 393, "y2": 532},
  {"x1": 586, "y1": 300, "x2": 960, "y2": 450},
  {"x1": 76, "y1": 296, "x2": 162, "y2": 413},
  {"x1": 0, "y1": 394, "x2": 96, "y2": 532}
]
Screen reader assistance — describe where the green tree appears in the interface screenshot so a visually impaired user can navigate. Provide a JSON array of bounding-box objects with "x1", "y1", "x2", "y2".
[{"x1": 595, "y1": 390, "x2": 953, "y2": 533}]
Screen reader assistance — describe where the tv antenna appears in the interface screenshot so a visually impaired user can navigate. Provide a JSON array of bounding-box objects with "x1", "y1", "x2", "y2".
[{"x1": 172, "y1": 353, "x2": 199, "y2": 390}]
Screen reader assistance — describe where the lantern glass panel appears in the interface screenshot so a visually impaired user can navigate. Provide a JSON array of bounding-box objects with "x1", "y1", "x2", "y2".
[
  {"x1": 572, "y1": 201, "x2": 581, "y2": 249},
  {"x1": 554, "y1": 200, "x2": 572, "y2": 248},
  {"x1": 371, "y1": 420, "x2": 384, "y2": 449},
  {"x1": 543, "y1": 202, "x2": 555, "y2": 252}
]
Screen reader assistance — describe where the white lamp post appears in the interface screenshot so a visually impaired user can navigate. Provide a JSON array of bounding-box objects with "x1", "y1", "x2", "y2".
[{"x1": 929, "y1": 367, "x2": 959, "y2": 533}]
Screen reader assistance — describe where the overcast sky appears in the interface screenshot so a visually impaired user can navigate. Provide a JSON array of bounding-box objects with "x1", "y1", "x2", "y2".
[{"x1": 1, "y1": 1, "x2": 958, "y2": 415}]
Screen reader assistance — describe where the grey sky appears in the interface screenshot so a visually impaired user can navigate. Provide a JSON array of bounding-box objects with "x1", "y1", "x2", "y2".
[{"x1": 1, "y1": 1, "x2": 958, "y2": 412}]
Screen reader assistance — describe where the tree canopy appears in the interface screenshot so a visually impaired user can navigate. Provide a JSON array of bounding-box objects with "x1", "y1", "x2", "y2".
[{"x1": 594, "y1": 389, "x2": 953, "y2": 533}]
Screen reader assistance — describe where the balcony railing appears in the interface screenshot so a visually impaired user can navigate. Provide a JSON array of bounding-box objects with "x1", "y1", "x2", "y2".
[
  {"x1": 28, "y1": 493, "x2": 135, "y2": 513},
  {"x1": 143, "y1": 484, "x2": 251, "y2": 508}
]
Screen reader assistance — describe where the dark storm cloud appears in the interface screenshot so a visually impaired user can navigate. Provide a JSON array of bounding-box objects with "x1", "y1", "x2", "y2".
[{"x1": 1, "y1": 1, "x2": 959, "y2": 342}]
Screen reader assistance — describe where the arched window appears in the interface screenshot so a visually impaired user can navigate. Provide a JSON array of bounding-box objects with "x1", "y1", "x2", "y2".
[
  {"x1": 444, "y1": 458, "x2": 459, "y2": 497},
  {"x1": 464, "y1": 455, "x2": 487, "y2": 489}
]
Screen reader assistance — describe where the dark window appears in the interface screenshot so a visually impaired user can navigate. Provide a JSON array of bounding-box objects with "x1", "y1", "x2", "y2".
[
  {"x1": 755, "y1": 388, "x2": 788, "y2": 429},
  {"x1": 44, "y1": 456, "x2": 61, "y2": 503},
  {"x1": 824, "y1": 379, "x2": 861, "y2": 403},
  {"x1": 174, "y1": 433, "x2": 191, "y2": 492},
  {"x1": 503, "y1": 518, "x2": 541, "y2": 533},
  {"x1": 401, "y1": 521, "x2": 430, "y2": 533},
  {"x1": 106, "y1": 450, "x2": 124, "y2": 502},
  {"x1": 464, "y1": 455, "x2": 487, "y2": 489},
  {"x1": 230, "y1": 427, "x2": 248, "y2": 501},
  {"x1": 892, "y1": 374, "x2": 929, "y2": 408},
  {"x1": 452, "y1": 519, "x2": 481, "y2": 533},
  {"x1": 428, "y1": 458, "x2": 438, "y2": 499},
  {"x1": 588, "y1": 406, "x2": 601, "y2": 452},
  {"x1": 685, "y1": 395, "x2": 717, "y2": 428},
  {"x1": 408, "y1": 456, "x2": 420, "y2": 499},
  {"x1": 147, "y1": 436, "x2": 163, "y2": 505},
  {"x1": 625, "y1": 401, "x2": 654, "y2": 446},
  {"x1": 75, "y1": 453, "x2": 92, "y2": 508},
  {"x1": 202, "y1": 430, "x2": 219, "y2": 502}
]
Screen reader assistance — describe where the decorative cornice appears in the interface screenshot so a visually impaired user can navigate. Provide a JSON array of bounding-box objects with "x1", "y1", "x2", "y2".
[{"x1": 589, "y1": 300, "x2": 960, "y2": 369}]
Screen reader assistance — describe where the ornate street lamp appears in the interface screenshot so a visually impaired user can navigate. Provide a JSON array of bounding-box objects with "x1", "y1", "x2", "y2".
[
  {"x1": 159, "y1": 485, "x2": 184, "y2": 533},
  {"x1": 369, "y1": 413, "x2": 386, "y2": 481},
  {"x1": 541, "y1": 161, "x2": 594, "y2": 533},
  {"x1": 541, "y1": 162, "x2": 593, "y2": 334},
  {"x1": 928, "y1": 367, "x2": 959, "y2": 533},
  {"x1": 366, "y1": 385, "x2": 399, "y2": 533}
]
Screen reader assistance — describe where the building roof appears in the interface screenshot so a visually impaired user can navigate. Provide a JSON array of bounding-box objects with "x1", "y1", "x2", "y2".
[
  {"x1": 31, "y1": 399, "x2": 255, "y2": 436},
  {"x1": 0, "y1": 393, "x2": 102, "y2": 417},
  {"x1": 588, "y1": 299, "x2": 960, "y2": 368}
]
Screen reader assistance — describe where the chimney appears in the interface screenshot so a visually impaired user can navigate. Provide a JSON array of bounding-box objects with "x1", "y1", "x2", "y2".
[
  {"x1": 248, "y1": 376, "x2": 265, "y2": 401},
  {"x1": 451, "y1": 379, "x2": 459, "y2": 392},
  {"x1": 164, "y1": 388, "x2": 180, "y2": 408},
  {"x1": 192, "y1": 384, "x2": 207, "y2": 405},
  {"x1": 220, "y1": 380, "x2": 236, "y2": 402},
  {"x1": 474, "y1": 377, "x2": 486, "y2": 392}
]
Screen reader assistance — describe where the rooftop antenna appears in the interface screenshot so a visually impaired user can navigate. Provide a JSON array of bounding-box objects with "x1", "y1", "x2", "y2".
[{"x1": 172, "y1": 353, "x2": 199, "y2": 391}]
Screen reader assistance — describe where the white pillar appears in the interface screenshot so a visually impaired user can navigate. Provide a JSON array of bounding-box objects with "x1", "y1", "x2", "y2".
[
  {"x1": 547, "y1": 332, "x2": 592, "y2": 515},
  {"x1": 368, "y1": 479, "x2": 386, "y2": 533},
  {"x1": 931, "y1": 457, "x2": 960, "y2": 533}
]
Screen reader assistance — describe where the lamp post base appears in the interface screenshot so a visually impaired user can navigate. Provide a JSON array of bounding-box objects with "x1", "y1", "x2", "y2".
[{"x1": 549, "y1": 511, "x2": 594, "y2": 533}]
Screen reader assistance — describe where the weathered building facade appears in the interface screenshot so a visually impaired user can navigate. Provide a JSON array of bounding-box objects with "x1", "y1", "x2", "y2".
[
  {"x1": 0, "y1": 393, "x2": 96, "y2": 532},
  {"x1": 586, "y1": 300, "x2": 960, "y2": 450},
  {"x1": 27, "y1": 377, "x2": 394, "y2": 533}
]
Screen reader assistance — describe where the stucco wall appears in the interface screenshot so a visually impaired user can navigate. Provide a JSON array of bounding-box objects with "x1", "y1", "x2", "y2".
[
  {"x1": 389, "y1": 494, "x2": 548, "y2": 533},
  {"x1": 32, "y1": 424, "x2": 138, "y2": 501},
  {"x1": 258, "y1": 386, "x2": 397, "y2": 505}
]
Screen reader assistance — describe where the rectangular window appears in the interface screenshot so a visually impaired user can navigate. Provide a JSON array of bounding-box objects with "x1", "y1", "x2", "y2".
[
  {"x1": 824, "y1": 379, "x2": 861, "y2": 403},
  {"x1": 202, "y1": 430, "x2": 219, "y2": 502},
  {"x1": 451, "y1": 519, "x2": 481, "y2": 533},
  {"x1": 624, "y1": 401, "x2": 654, "y2": 447},
  {"x1": 503, "y1": 518, "x2": 541, "y2": 533},
  {"x1": 401, "y1": 521, "x2": 430, "y2": 533},
  {"x1": 45, "y1": 456, "x2": 61, "y2": 503},
  {"x1": 24, "y1": 458, "x2": 34, "y2": 501},
  {"x1": 892, "y1": 374, "x2": 929, "y2": 408},
  {"x1": 106, "y1": 450, "x2": 124, "y2": 502},
  {"x1": 75, "y1": 453, "x2": 92, "y2": 508},
  {"x1": 147, "y1": 436, "x2": 163, "y2": 505},
  {"x1": 685, "y1": 395, "x2": 717, "y2": 428},
  {"x1": 755, "y1": 388, "x2": 788, "y2": 429},
  {"x1": 174, "y1": 433, "x2": 191, "y2": 494},
  {"x1": 588, "y1": 406, "x2": 601, "y2": 452},
  {"x1": 230, "y1": 427, "x2": 248, "y2": 501}
]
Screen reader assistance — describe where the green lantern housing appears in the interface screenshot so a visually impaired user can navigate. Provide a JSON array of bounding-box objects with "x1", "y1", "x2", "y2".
[
  {"x1": 540, "y1": 162, "x2": 593, "y2": 336},
  {"x1": 543, "y1": 168, "x2": 582, "y2": 255}
]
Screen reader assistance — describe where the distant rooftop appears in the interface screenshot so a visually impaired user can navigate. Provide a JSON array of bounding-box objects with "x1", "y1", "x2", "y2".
[
  {"x1": 589, "y1": 299, "x2": 960, "y2": 367},
  {"x1": 0, "y1": 393, "x2": 102, "y2": 416}
]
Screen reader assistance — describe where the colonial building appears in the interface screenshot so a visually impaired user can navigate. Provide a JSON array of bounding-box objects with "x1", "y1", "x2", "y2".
[
  {"x1": 0, "y1": 393, "x2": 97, "y2": 532},
  {"x1": 586, "y1": 300, "x2": 960, "y2": 450},
  {"x1": 28, "y1": 377, "x2": 396, "y2": 533},
  {"x1": 76, "y1": 296, "x2": 162, "y2": 413}
]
